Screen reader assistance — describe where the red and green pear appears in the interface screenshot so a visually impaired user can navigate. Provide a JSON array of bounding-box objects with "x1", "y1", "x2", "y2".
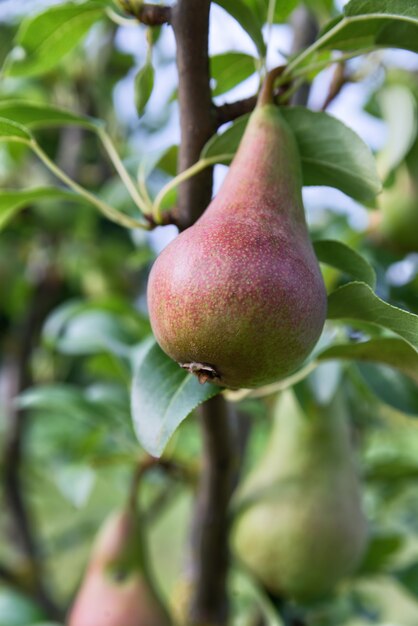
[
  {"x1": 67, "y1": 509, "x2": 169, "y2": 626},
  {"x1": 147, "y1": 94, "x2": 327, "y2": 389}
]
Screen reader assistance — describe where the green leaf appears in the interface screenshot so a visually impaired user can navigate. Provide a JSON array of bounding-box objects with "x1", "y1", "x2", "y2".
[
  {"x1": 211, "y1": 52, "x2": 257, "y2": 96},
  {"x1": 317, "y1": 338, "x2": 418, "y2": 382},
  {"x1": 50, "y1": 311, "x2": 134, "y2": 356},
  {"x1": 0, "y1": 187, "x2": 83, "y2": 231},
  {"x1": 313, "y1": 239, "x2": 376, "y2": 288},
  {"x1": 396, "y1": 562, "x2": 418, "y2": 599},
  {"x1": 213, "y1": 0, "x2": 266, "y2": 56},
  {"x1": 274, "y1": 0, "x2": 299, "y2": 22},
  {"x1": 0, "y1": 100, "x2": 101, "y2": 130},
  {"x1": 245, "y1": 0, "x2": 299, "y2": 24},
  {"x1": 327, "y1": 281, "x2": 418, "y2": 350},
  {"x1": 131, "y1": 341, "x2": 220, "y2": 457},
  {"x1": 53, "y1": 463, "x2": 96, "y2": 508},
  {"x1": 294, "y1": 0, "x2": 418, "y2": 73},
  {"x1": 0, "y1": 117, "x2": 32, "y2": 142},
  {"x1": 366, "y1": 456, "x2": 418, "y2": 482},
  {"x1": 358, "y1": 531, "x2": 404, "y2": 575},
  {"x1": 43, "y1": 301, "x2": 144, "y2": 357},
  {"x1": 3, "y1": 1, "x2": 105, "y2": 77},
  {"x1": 156, "y1": 145, "x2": 178, "y2": 177},
  {"x1": 201, "y1": 113, "x2": 250, "y2": 162},
  {"x1": 281, "y1": 107, "x2": 382, "y2": 202},
  {"x1": 201, "y1": 108, "x2": 382, "y2": 202},
  {"x1": 15, "y1": 384, "x2": 93, "y2": 415},
  {"x1": 357, "y1": 363, "x2": 418, "y2": 415},
  {"x1": 134, "y1": 60, "x2": 154, "y2": 117},
  {"x1": 0, "y1": 588, "x2": 45, "y2": 626},
  {"x1": 304, "y1": 0, "x2": 334, "y2": 22},
  {"x1": 286, "y1": 1, "x2": 418, "y2": 80},
  {"x1": 376, "y1": 85, "x2": 417, "y2": 179}
]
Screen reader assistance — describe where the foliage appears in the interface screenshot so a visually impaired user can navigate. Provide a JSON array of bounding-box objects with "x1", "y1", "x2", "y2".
[{"x1": 0, "y1": 0, "x2": 418, "y2": 624}]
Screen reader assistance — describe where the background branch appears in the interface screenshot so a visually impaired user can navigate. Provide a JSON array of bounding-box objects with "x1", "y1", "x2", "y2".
[
  {"x1": 118, "y1": 1, "x2": 171, "y2": 25},
  {"x1": 290, "y1": 6, "x2": 318, "y2": 106},
  {"x1": 2, "y1": 271, "x2": 64, "y2": 620},
  {"x1": 321, "y1": 62, "x2": 349, "y2": 110}
]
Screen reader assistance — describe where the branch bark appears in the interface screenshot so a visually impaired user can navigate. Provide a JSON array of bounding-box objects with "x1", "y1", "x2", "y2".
[
  {"x1": 2, "y1": 272, "x2": 64, "y2": 620},
  {"x1": 171, "y1": 0, "x2": 217, "y2": 230},
  {"x1": 215, "y1": 94, "x2": 257, "y2": 127},
  {"x1": 189, "y1": 396, "x2": 236, "y2": 625},
  {"x1": 118, "y1": 1, "x2": 172, "y2": 25}
]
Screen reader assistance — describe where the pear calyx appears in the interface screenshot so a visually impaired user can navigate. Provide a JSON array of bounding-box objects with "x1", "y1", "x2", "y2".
[{"x1": 180, "y1": 362, "x2": 221, "y2": 385}]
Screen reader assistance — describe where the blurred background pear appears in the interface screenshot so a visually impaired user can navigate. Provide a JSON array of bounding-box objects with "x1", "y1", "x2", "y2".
[
  {"x1": 232, "y1": 390, "x2": 368, "y2": 603},
  {"x1": 68, "y1": 508, "x2": 170, "y2": 626}
]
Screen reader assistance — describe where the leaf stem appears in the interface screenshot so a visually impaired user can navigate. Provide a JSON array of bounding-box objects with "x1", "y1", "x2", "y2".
[
  {"x1": 97, "y1": 127, "x2": 152, "y2": 215},
  {"x1": 284, "y1": 11, "x2": 387, "y2": 78},
  {"x1": 287, "y1": 47, "x2": 376, "y2": 80},
  {"x1": 137, "y1": 161, "x2": 153, "y2": 207},
  {"x1": 30, "y1": 140, "x2": 149, "y2": 230},
  {"x1": 152, "y1": 154, "x2": 231, "y2": 223}
]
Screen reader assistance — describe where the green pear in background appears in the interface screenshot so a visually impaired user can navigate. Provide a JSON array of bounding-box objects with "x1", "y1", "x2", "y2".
[
  {"x1": 232, "y1": 390, "x2": 368, "y2": 603},
  {"x1": 379, "y1": 163, "x2": 418, "y2": 253},
  {"x1": 67, "y1": 507, "x2": 170, "y2": 626}
]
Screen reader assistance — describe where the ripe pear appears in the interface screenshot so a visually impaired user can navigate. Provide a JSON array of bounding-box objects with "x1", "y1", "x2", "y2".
[
  {"x1": 67, "y1": 508, "x2": 169, "y2": 626},
  {"x1": 147, "y1": 91, "x2": 327, "y2": 389},
  {"x1": 232, "y1": 391, "x2": 368, "y2": 603},
  {"x1": 378, "y1": 164, "x2": 418, "y2": 253}
]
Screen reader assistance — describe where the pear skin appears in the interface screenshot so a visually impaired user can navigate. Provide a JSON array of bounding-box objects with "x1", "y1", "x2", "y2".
[
  {"x1": 232, "y1": 391, "x2": 368, "y2": 603},
  {"x1": 379, "y1": 165, "x2": 418, "y2": 253},
  {"x1": 147, "y1": 104, "x2": 327, "y2": 389},
  {"x1": 67, "y1": 509, "x2": 169, "y2": 626}
]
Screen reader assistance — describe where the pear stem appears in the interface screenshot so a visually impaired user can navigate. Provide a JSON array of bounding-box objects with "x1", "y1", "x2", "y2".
[{"x1": 257, "y1": 65, "x2": 286, "y2": 107}]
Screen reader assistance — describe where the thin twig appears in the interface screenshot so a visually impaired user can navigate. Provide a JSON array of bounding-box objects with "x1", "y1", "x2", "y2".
[
  {"x1": 321, "y1": 62, "x2": 349, "y2": 110},
  {"x1": 215, "y1": 95, "x2": 257, "y2": 127},
  {"x1": 117, "y1": 1, "x2": 171, "y2": 25}
]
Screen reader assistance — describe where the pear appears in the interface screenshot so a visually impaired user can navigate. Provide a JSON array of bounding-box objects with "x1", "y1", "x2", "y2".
[
  {"x1": 67, "y1": 508, "x2": 169, "y2": 626},
  {"x1": 378, "y1": 164, "x2": 418, "y2": 253},
  {"x1": 232, "y1": 391, "x2": 368, "y2": 603},
  {"x1": 147, "y1": 82, "x2": 327, "y2": 389}
]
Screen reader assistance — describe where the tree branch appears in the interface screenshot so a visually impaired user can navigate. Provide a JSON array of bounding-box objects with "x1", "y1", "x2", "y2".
[
  {"x1": 321, "y1": 62, "x2": 349, "y2": 110},
  {"x1": 171, "y1": 0, "x2": 217, "y2": 230},
  {"x1": 2, "y1": 272, "x2": 64, "y2": 620},
  {"x1": 189, "y1": 396, "x2": 236, "y2": 626},
  {"x1": 215, "y1": 95, "x2": 257, "y2": 127},
  {"x1": 118, "y1": 1, "x2": 171, "y2": 25},
  {"x1": 0, "y1": 562, "x2": 26, "y2": 589}
]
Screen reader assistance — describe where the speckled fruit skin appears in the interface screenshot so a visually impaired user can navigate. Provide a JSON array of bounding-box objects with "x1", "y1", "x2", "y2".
[
  {"x1": 67, "y1": 510, "x2": 168, "y2": 626},
  {"x1": 232, "y1": 391, "x2": 368, "y2": 603},
  {"x1": 147, "y1": 105, "x2": 327, "y2": 389}
]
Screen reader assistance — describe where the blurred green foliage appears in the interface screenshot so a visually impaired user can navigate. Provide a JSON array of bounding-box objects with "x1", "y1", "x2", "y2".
[{"x1": 0, "y1": 1, "x2": 418, "y2": 625}]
